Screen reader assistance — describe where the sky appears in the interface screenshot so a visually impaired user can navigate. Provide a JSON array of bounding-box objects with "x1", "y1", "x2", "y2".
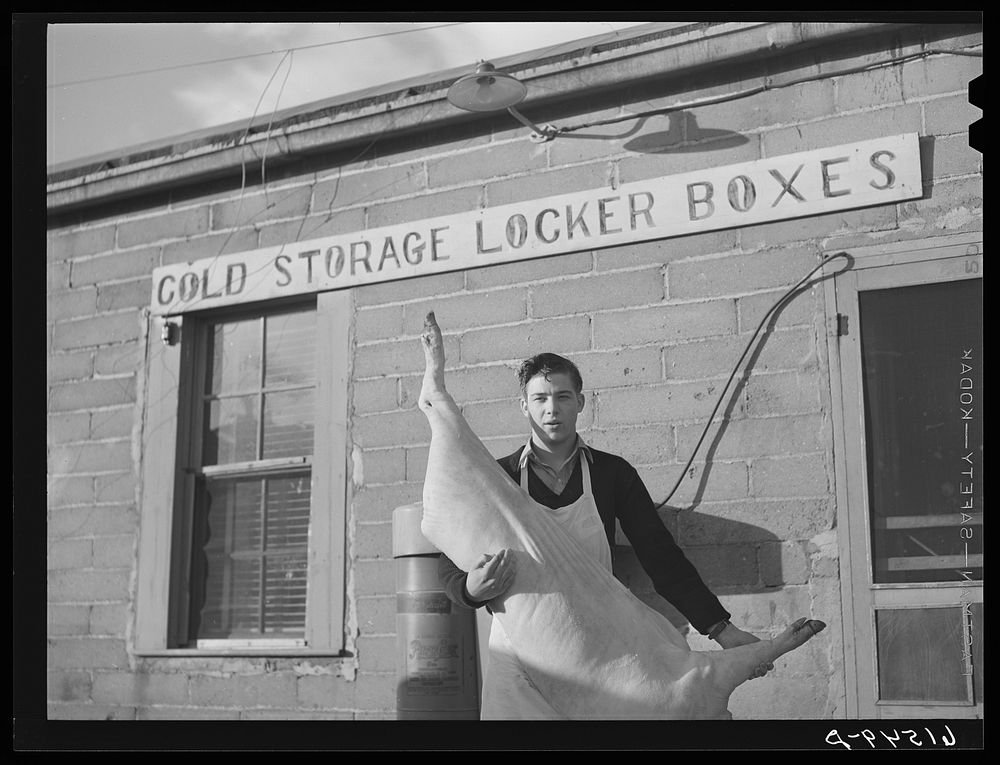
[{"x1": 45, "y1": 20, "x2": 652, "y2": 169}]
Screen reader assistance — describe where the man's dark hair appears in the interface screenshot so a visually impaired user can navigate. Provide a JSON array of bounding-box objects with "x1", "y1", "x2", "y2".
[{"x1": 517, "y1": 353, "x2": 584, "y2": 395}]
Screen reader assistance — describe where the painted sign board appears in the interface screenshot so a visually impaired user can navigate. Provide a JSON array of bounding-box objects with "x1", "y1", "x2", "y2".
[{"x1": 150, "y1": 133, "x2": 922, "y2": 315}]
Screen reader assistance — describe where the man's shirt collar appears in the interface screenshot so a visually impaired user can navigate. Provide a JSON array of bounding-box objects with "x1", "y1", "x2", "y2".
[{"x1": 518, "y1": 434, "x2": 593, "y2": 473}]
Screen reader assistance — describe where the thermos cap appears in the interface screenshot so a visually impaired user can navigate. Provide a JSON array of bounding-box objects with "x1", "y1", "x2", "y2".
[{"x1": 392, "y1": 503, "x2": 440, "y2": 558}]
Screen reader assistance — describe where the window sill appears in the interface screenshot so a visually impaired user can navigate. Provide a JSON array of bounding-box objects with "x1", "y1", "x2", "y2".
[{"x1": 135, "y1": 648, "x2": 353, "y2": 658}]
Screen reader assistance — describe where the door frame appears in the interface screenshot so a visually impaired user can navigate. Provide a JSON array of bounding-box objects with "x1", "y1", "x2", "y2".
[{"x1": 822, "y1": 231, "x2": 983, "y2": 718}]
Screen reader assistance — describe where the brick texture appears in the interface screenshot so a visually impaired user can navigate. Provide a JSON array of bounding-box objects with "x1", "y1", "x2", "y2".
[
  {"x1": 461, "y1": 316, "x2": 591, "y2": 365},
  {"x1": 428, "y1": 141, "x2": 547, "y2": 188},
  {"x1": 356, "y1": 596, "x2": 396, "y2": 636},
  {"x1": 48, "y1": 604, "x2": 92, "y2": 636},
  {"x1": 48, "y1": 288, "x2": 98, "y2": 322},
  {"x1": 47, "y1": 351, "x2": 95, "y2": 383},
  {"x1": 745, "y1": 371, "x2": 823, "y2": 416},
  {"x1": 402, "y1": 288, "x2": 528, "y2": 334},
  {"x1": 48, "y1": 412, "x2": 91, "y2": 444},
  {"x1": 595, "y1": 230, "x2": 738, "y2": 272},
  {"x1": 924, "y1": 93, "x2": 982, "y2": 137},
  {"x1": 354, "y1": 271, "x2": 466, "y2": 307},
  {"x1": 355, "y1": 335, "x2": 460, "y2": 379},
  {"x1": 531, "y1": 269, "x2": 664, "y2": 318},
  {"x1": 117, "y1": 208, "x2": 209, "y2": 248},
  {"x1": 356, "y1": 304, "x2": 404, "y2": 343},
  {"x1": 210, "y1": 186, "x2": 313, "y2": 230},
  {"x1": 675, "y1": 413, "x2": 827, "y2": 460},
  {"x1": 677, "y1": 498, "x2": 833, "y2": 545},
  {"x1": 48, "y1": 506, "x2": 138, "y2": 538},
  {"x1": 596, "y1": 380, "x2": 746, "y2": 427},
  {"x1": 71, "y1": 248, "x2": 160, "y2": 286},
  {"x1": 760, "y1": 104, "x2": 922, "y2": 157},
  {"x1": 189, "y1": 674, "x2": 297, "y2": 708},
  {"x1": 900, "y1": 52, "x2": 983, "y2": 100},
  {"x1": 354, "y1": 522, "x2": 393, "y2": 559},
  {"x1": 366, "y1": 187, "x2": 483, "y2": 229},
  {"x1": 353, "y1": 408, "x2": 429, "y2": 449},
  {"x1": 400, "y1": 363, "x2": 519, "y2": 408},
  {"x1": 48, "y1": 441, "x2": 133, "y2": 475},
  {"x1": 47, "y1": 225, "x2": 116, "y2": 262},
  {"x1": 664, "y1": 328, "x2": 816, "y2": 381},
  {"x1": 161, "y1": 228, "x2": 260, "y2": 265},
  {"x1": 465, "y1": 251, "x2": 593, "y2": 291},
  {"x1": 594, "y1": 300, "x2": 737, "y2": 348},
  {"x1": 751, "y1": 453, "x2": 829, "y2": 497},
  {"x1": 51, "y1": 314, "x2": 142, "y2": 351},
  {"x1": 257, "y1": 209, "x2": 368, "y2": 249},
  {"x1": 313, "y1": 162, "x2": 426, "y2": 211},
  {"x1": 667, "y1": 248, "x2": 818, "y2": 300},
  {"x1": 48, "y1": 378, "x2": 136, "y2": 412},
  {"x1": 619, "y1": 135, "x2": 762, "y2": 185},
  {"x1": 96, "y1": 279, "x2": 151, "y2": 312},
  {"x1": 487, "y1": 164, "x2": 612, "y2": 207}
]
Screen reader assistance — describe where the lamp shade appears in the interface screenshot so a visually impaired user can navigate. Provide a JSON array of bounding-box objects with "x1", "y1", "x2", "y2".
[{"x1": 447, "y1": 61, "x2": 527, "y2": 113}]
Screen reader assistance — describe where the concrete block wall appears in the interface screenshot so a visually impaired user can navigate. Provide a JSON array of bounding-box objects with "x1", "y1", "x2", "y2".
[{"x1": 46, "y1": 24, "x2": 981, "y2": 720}]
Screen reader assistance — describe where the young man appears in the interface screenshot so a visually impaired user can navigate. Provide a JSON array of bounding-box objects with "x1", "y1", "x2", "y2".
[{"x1": 438, "y1": 352, "x2": 771, "y2": 719}]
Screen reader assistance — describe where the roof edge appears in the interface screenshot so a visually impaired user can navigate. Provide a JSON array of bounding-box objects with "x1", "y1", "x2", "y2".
[{"x1": 47, "y1": 21, "x2": 911, "y2": 215}]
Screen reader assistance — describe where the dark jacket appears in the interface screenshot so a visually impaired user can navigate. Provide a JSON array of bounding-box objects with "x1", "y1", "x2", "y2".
[{"x1": 437, "y1": 444, "x2": 731, "y2": 635}]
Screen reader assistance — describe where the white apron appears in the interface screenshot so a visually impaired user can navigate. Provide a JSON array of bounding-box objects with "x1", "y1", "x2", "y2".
[{"x1": 480, "y1": 455, "x2": 613, "y2": 719}]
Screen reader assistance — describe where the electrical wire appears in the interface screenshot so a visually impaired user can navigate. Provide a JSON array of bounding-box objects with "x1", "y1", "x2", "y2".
[
  {"x1": 653, "y1": 250, "x2": 850, "y2": 511},
  {"x1": 543, "y1": 47, "x2": 983, "y2": 140},
  {"x1": 47, "y1": 22, "x2": 467, "y2": 89}
]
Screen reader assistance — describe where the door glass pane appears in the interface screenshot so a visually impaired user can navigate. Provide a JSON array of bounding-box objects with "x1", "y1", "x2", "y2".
[
  {"x1": 261, "y1": 389, "x2": 314, "y2": 459},
  {"x1": 970, "y1": 602, "x2": 983, "y2": 703},
  {"x1": 207, "y1": 318, "x2": 262, "y2": 395},
  {"x1": 202, "y1": 395, "x2": 259, "y2": 465},
  {"x1": 876, "y1": 607, "x2": 969, "y2": 702},
  {"x1": 264, "y1": 310, "x2": 316, "y2": 387},
  {"x1": 859, "y1": 279, "x2": 983, "y2": 584}
]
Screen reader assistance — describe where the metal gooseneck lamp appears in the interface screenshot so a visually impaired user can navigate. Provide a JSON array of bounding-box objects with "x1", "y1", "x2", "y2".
[{"x1": 446, "y1": 61, "x2": 559, "y2": 142}]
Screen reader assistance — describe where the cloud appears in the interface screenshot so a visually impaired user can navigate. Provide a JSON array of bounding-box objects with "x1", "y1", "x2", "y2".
[{"x1": 48, "y1": 20, "x2": 651, "y2": 165}]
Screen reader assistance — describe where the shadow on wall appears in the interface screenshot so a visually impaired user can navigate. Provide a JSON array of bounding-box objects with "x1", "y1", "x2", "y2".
[
  {"x1": 551, "y1": 109, "x2": 748, "y2": 154},
  {"x1": 616, "y1": 257, "x2": 854, "y2": 636}
]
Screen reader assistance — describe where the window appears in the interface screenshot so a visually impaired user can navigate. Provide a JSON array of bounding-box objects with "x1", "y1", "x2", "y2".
[
  {"x1": 136, "y1": 292, "x2": 351, "y2": 654},
  {"x1": 827, "y1": 234, "x2": 983, "y2": 718}
]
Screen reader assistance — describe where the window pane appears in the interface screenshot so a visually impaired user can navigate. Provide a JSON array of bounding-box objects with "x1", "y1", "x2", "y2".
[
  {"x1": 202, "y1": 395, "x2": 259, "y2": 465},
  {"x1": 207, "y1": 318, "x2": 262, "y2": 395},
  {"x1": 262, "y1": 389, "x2": 314, "y2": 459},
  {"x1": 263, "y1": 555, "x2": 308, "y2": 634},
  {"x1": 189, "y1": 474, "x2": 309, "y2": 641},
  {"x1": 265, "y1": 310, "x2": 316, "y2": 387},
  {"x1": 265, "y1": 475, "x2": 311, "y2": 549},
  {"x1": 859, "y1": 279, "x2": 983, "y2": 584},
  {"x1": 200, "y1": 478, "x2": 263, "y2": 557},
  {"x1": 876, "y1": 607, "x2": 969, "y2": 702}
]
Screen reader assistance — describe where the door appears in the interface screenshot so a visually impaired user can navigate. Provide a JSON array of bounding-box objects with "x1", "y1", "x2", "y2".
[{"x1": 830, "y1": 237, "x2": 983, "y2": 718}]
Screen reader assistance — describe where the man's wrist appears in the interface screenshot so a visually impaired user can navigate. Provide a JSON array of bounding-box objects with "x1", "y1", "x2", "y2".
[
  {"x1": 707, "y1": 619, "x2": 731, "y2": 641},
  {"x1": 462, "y1": 581, "x2": 487, "y2": 607}
]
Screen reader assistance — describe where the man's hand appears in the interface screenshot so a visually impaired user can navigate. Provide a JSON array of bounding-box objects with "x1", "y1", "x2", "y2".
[
  {"x1": 465, "y1": 549, "x2": 516, "y2": 604},
  {"x1": 715, "y1": 623, "x2": 773, "y2": 678}
]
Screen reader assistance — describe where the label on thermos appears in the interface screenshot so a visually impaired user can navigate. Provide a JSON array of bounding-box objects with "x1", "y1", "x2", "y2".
[
  {"x1": 404, "y1": 635, "x2": 462, "y2": 695},
  {"x1": 397, "y1": 592, "x2": 452, "y2": 614}
]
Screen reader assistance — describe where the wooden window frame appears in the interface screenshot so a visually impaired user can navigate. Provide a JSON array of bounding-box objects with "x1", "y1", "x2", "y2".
[
  {"x1": 823, "y1": 232, "x2": 983, "y2": 718},
  {"x1": 135, "y1": 291, "x2": 352, "y2": 656}
]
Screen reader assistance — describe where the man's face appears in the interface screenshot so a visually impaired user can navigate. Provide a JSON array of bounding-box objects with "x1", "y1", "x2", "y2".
[{"x1": 520, "y1": 372, "x2": 585, "y2": 449}]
